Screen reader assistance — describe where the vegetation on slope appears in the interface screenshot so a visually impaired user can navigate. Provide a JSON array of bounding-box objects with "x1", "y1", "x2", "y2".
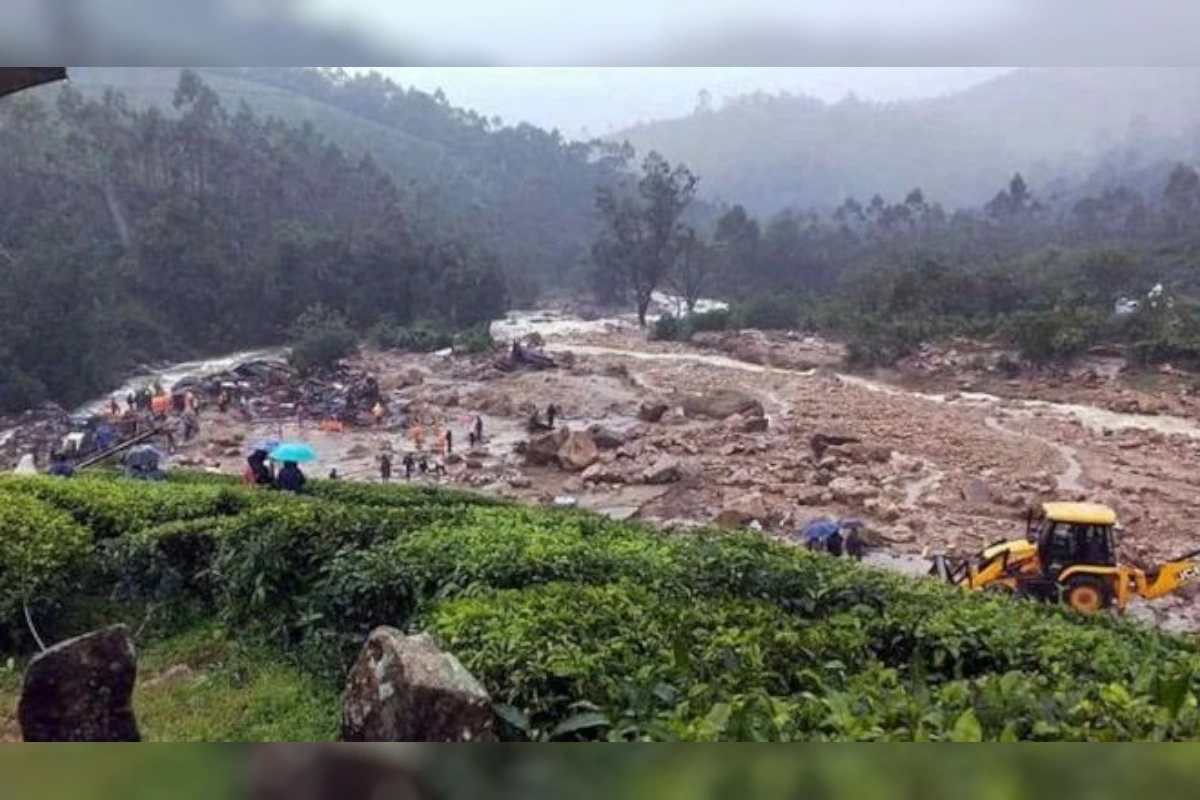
[
  {"x1": 1, "y1": 473, "x2": 1199, "y2": 741},
  {"x1": 0, "y1": 70, "x2": 508, "y2": 413}
]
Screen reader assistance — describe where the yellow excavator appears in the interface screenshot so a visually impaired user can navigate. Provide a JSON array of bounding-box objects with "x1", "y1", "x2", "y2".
[{"x1": 930, "y1": 502, "x2": 1200, "y2": 613}]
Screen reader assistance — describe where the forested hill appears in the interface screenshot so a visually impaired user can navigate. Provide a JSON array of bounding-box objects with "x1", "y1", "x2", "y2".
[
  {"x1": 0, "y1": 71, "x2": 514, "y2": 413},
  {"x1": 617, "y1": 68, "x2": 1200, "y2": 213},
  {"x1": 67, "y1": 68, "x2": 635, "y2": 298}
]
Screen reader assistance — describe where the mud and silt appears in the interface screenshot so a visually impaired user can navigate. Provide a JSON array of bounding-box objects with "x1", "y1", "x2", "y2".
[{"x1": 9, "y1": 303, "x2": 1200, "y2": 628}]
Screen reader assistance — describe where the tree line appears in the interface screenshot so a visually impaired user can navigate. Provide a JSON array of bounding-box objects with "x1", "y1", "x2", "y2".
[
  {"x1": 592, "y1": 157, "x2": 1200, "y2": 369},
  {"x1": 0, "y1": 71, "x2": 508, "y2": 413}
]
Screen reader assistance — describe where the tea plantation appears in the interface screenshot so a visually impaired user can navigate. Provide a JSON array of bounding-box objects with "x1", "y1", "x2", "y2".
[{"x1": 1, "y1": 473, "x2": 1198, "y2": 741}]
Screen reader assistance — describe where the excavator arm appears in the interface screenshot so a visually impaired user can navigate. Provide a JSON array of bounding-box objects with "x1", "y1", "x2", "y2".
[{"x1": 1139, "y1": 550, "x2": 1200, "y2": 601}]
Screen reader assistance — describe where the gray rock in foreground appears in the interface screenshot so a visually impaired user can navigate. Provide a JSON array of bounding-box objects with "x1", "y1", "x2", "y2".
[
  {"x1": 18, "y1": 625, "x2": 140, "y2": 742},
  {"x1": 343, "y1": 628, "x2": 494, "y2": 742}
]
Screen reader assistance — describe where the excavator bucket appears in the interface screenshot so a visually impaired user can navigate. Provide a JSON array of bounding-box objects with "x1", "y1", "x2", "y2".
[{"x1": 0, "y1": 68, "x2": 67, "y2": 100}]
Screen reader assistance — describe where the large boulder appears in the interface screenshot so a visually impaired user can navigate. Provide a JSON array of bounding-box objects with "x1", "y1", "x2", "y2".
[
  {"x1": 523, "y1": 428, "x2": 568, "y2": 467},
  {"x1": 639, "y1": 402, "x2": 669, "y2": 423},
  {"x1": 18, "y1": 625, "x2": 140, "y2": 742},
  {"x1": 582, "y1": 463, "x2": 628, "y2": 485},
  {"x1": 641, "y1": 457, "x2": 682, "y2": 485},
  {"x1": 678, "y1": 390, "x2": 764, "y2": 420},
  {"x1": 829, "y1": 477, "x2": 880, "y2": 504},
  {"x1": 343, "y1": 628, "x2": 494, "y2": 742},
  {"x1": 588, "y1": 425, "x2": 629, "y2": 450},
  {"x1": 557, "y1": 430, "x2": 600, "y2": 472},
  {"x1": 716, "y1": 492, "x2": 774, "y2": 528}
]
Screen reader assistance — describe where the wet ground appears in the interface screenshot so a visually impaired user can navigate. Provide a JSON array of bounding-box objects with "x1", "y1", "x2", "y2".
[{"x1": 15, "y1": 299, "x2": 1200, "y2": 632}]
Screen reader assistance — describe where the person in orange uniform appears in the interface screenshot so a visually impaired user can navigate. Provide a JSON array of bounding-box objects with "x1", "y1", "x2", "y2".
[{"x1": 150, "y1": 393, "x2": 169, "y2": 417}]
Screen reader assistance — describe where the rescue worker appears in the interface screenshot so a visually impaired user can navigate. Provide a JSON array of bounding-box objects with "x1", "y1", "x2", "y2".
[
  {"x1": 275, "y1": 461, "x2": 307, "y2": 494},
  {"x1": 48, "y1": 452, "x2": 75, "y2": 478},
  {"x1": 372, "y1": 401, "x2": 386, "y2": 427},
  {"x1": 379, "y1": 452, "x2": 393, "y2": 483},
  {"x1": 243, "y1": 450, "x2": 273, "y2": 487},
  {"x1": 403, "y1": 453, "x2": 416, "y2": 481},
  {"x1": 547, "y1": 404, "x2": 559, "y2": 429}
]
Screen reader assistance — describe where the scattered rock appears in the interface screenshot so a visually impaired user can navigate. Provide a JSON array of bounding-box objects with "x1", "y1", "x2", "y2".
[
  {"x1": 588, "y1": 426, "x2": 628, "y2": 450},
  {"x1": 678, "y1": 389, "x2": 764, "y2": 420},
  {"x1": 641, "y1": 458, "x2": 682, "y2": 485},
  {"x1": 18, "y1": 625, "x2": 140, "y2": 742},
  {"x1": 507, "y1": 476, "x2": 533, "y2": 489},
  {"x1": 830, "y1": 443, "x2": 891, "y2": 465},
  {"x1": 557, "y1": 430, "x2": 600, "y2": 472},
  {"x1": 737, "y1": 415, "x2": 770, "y2": 434},
  {"x1": 829, "y1": 477, "x2": 879, "y2": 504},
  {"x1": 880, "y1": 525, "x2": 916, "y2": 544},
  {"x1": 810, "y1": 432, "x2": 862, "y2": 459},
  {"x1": 716, "y1": 492, "x2": 773, "y2": 528},
  {"x1": 962, "y1": 478, "x2": 993, "y2": 505},
  {"x1": 639, "y1": 402, "x2": 669, "y2": 423},
  {"x1": 343, "y1": 628, "x2": 494, "y2": 742},
  {"x1": 465, "y1": 458, "x2": 485, "y2": 470},
  {"x1": 793, "y1": 487, "x2": 827, "y2": 506},
  {"x1": 400, "y1": 368, "x2": 426, "y2": 388},
  {"x1": 582, "y1": 463, "x2": 628, "y2": 485}
]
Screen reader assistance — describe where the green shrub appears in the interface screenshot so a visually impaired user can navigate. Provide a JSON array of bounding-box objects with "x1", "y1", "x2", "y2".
[
  {"x1": 106, "y1": 516, "x2": 236, "y2": 609},
  {"x1": 454, "y1": 324, "x2": 497, "y2": 354},
  {"x1": 733, "y1": 295, "x2": 800, "y2": 330},
  {"x1": 0, "y1": 477, "x2": 245, "y2": 539},
  {"x1": 369, "y1": 319, "x2": 454, "y2": 352},
  {"x1": 650, "y1": 313, "x2": 688, "y2": 342},
  {"x1": 689, "y1": 308, "x2": 732, "y2": 333},
  {"x1": 0, "y1": 493, "x2": 92, "y2": 627},
  {"x1": 288, "y1": 304, "x2": 358, "y2": 374},
  {"x1": 1007, "y1": 309, "x2": 1104, "y2": 365}
]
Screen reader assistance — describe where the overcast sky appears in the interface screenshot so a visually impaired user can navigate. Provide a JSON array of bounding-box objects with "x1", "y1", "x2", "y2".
[
  {"x1": 369, "y1": 68, "x2": 1014, "y2": 136},
  {"x1": 306, "y1": 0, "x2": 1028, "y2": 63}
]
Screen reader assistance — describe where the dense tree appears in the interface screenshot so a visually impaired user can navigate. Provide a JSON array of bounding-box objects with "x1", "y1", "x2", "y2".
[
  {"x1": 0, "y1": 71, "x2": 509, "y2": 413},
  {"x1": 594, "y1": 153, "x2": 699, "y2": 325}
]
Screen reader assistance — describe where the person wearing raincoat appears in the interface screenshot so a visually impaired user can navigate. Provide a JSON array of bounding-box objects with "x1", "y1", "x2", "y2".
[{"x1": 275, "y1": 461, "x2": 307, "y2": 493}]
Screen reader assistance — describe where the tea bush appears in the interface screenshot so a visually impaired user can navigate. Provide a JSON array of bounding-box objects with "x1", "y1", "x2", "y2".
[
  {"x1": 0, "y1": 494, "x2": 92, "y2": 635},
  {"x1": 4, "y1": 473, "x2": 1200, "y2": 740}
]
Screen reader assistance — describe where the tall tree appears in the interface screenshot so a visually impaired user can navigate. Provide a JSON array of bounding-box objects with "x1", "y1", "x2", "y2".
[{"x1": 594, "y1": 153, "x2": 698, "y2": 325}]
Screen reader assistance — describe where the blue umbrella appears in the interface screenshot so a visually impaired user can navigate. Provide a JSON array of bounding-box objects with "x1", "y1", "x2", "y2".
[
  {"x1": 802, "y1": 519, "x2": 840, "y2": 546},
  {"x1": 268, "y1": 442, "x2": 318, "y2": 463}
]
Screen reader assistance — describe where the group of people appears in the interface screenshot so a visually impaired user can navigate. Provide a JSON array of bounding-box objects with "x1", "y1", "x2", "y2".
[
  {"x1": 243, "y1": 449, "x2": 307, "y2": 493},
  {"x1": 377, "y1": 451, "x2": 446, "y2": 483}
]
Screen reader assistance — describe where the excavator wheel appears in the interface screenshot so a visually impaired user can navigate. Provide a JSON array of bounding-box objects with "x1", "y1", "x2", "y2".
[{"x1": 1062, "y1": 575, "x2": 1113, "y2": 614}]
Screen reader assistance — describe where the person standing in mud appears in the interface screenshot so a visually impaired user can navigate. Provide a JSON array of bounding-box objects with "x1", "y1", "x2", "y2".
[
  {"x1": 402, "y1": 453, "x2": 416, "y2": 481},
  {"x1": 546, "y1": 404, "x2": 559, "y2": 429},
  {"x1": 379, "y1": 452, "x2": 393, "y2": 483}
]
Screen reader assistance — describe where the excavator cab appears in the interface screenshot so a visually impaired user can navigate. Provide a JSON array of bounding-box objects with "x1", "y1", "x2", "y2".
[{"x1": 1033, "y1": 503, "x2": 1118, "y2": 576}]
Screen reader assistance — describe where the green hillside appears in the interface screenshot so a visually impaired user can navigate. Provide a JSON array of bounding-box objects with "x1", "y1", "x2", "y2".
[
  {"x1": 65, "y1": 68, "x2": 628, "y2": 294},
  {"x1": 2, "y1": 473, "x2": 1199, "y2": 741}
]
